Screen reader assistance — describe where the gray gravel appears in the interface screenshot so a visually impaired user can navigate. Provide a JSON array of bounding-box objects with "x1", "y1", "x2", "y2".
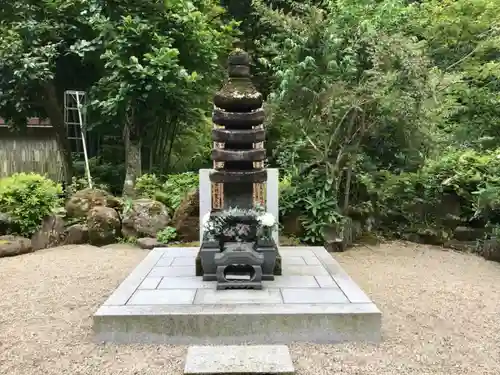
[{"x1": 0, "y1": 241, "x2": 499, "y2": 375}]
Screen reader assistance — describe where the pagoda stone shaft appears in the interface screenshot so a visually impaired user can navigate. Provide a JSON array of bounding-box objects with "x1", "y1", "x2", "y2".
[{"x1": 211, "y1": 48, "x2": 266, "y2": 210}]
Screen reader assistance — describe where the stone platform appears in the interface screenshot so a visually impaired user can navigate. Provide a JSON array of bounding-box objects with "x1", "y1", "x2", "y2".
[{"x1": 93, "y1": 246, "x2": 381, "y2": 344}]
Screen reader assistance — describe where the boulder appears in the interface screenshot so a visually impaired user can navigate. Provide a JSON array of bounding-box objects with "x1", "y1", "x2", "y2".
[
  {"x1": 282, "y1": 212, "x2": 304, "y2": 237},
  {"x1": 481, "y1": 239, "x2": 500, "y2": 262},
  {"x1": 172, "y1": 189, "x2": 199, "y2": 242},
  {"x1": 66, "y1": 188, "x2": 121, "y2": 219},
  {"x1": 0, "y1": 235, "x2": 32, "y2": 257},
  {"x1": 453, "y1": 226, "x2": 487, "y2": 242},
  {"x1": 31, "y1": 215, "x2": 66, "y2": 251},
  {"x1": 404, "y1": 227, "x2": 449, "y2": 246},
  {"x1": 64, "y1": 224, "x2": 89, "y2": 245},
  {"x1": 444, "y1": 239, "x2": 478, "y2": 253},
  {"x1": 324, "y1": 218, "x2": 363, "y2": 252},
  {"x1": 137, "y1": 237, "x2": 163, "y2": 250},
  {"x1": 121, "y1": 199, "x2": 170, "y2": 238},
  {"x1": 87, "y1": 206, "x2": 121, "y2": 246}
]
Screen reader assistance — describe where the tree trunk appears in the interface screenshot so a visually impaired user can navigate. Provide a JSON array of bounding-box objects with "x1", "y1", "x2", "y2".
[
  {"x1": 122, "y1": 123, "x2": 142, "y2": 197},
  {"x1": 42, "y1": 82, "x2": 73, "y2": 186},
  {"x1": 343, "y1": 163, "x2": 353, "y2": 214}
]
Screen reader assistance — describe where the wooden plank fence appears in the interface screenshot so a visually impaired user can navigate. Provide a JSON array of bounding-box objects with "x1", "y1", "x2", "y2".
[{"x1": 0, "y1": 121, "x2": 64, "y2": 181}]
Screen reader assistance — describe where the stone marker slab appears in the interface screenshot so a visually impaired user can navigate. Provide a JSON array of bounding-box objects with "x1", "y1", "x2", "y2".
[{"x1": 184, "y1": 345, "x2": 295, "y2": 374}]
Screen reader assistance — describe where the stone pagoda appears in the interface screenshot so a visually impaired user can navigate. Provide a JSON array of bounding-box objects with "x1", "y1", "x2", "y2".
[{"x1": 195, "y1": 45, "x2": 281, "y2": 290}]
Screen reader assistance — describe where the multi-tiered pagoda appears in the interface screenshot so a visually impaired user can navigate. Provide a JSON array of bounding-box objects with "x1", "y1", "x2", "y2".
[{"x1": 195, "y1": 46, "x2": 280, "y2": 290}]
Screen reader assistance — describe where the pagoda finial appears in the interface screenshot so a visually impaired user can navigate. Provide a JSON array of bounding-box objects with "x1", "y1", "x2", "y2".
[
  {"x1": 228, "y1": 41, "x2": 250, "y2": 78},
  {"x1": 232, "y1": 39, "x2": 244, "y2": 50}
]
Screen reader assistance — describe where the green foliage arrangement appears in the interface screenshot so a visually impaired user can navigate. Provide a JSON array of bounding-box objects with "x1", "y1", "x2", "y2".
[
  {"x1": 202, "y1": 208, "x2": 277, "y2": 243},
  {"x1": 0, "y1": 173, "x2": 63, "y2": 236}
]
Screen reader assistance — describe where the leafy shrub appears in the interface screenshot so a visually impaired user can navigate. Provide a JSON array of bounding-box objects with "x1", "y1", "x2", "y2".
[
  {"x1": 156, "y1": 226, "x2": 177, "y2": 243},
  {"x1": 280, "y1": 170, "x2": 345, "y2": 244},
  {"x1": 135, "y1": 174, "x2": 163, "y2": 199},
  {"x1": 68, "y1": 176, "x2": 109, "y2": 194},
  {"x1": 475, "y1": 184, "x2": 500, "y2": 223},
  {"x1": 0, "y1": 173, "x2": 63, "y2": 236},
  {"x1": 119, "y1": 236, "x2": 137, "y2": 245},
  {"x1": 367, "y1": 148, "x2": 500, "y2": 234},
  {"x1": 134, "y1": 172, "x2": 198, "y2": 213},
  {"x1": 122, "y1": 197, "x2": 134, "y2": 216},
  {"x1": 282, "y1": 147, "x2": 500, "y2": 243},
  {"x1": 160, "y1": 172, "x2": 198, "y2": 212},
  {"x1": 73, "y1": 157, "x2": 125, "y2": 196}
]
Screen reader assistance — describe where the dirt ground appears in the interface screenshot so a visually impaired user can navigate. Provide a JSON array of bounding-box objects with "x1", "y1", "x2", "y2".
[{"x1": 0, "y1": 241, "x2": 499, "y2": 375}]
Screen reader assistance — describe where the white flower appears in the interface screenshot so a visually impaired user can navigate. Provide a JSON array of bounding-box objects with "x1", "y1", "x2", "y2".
[
  {"x1": 258, "y1": 212, "x2": 275, "y2": 227},
  {"x1": 202, "y1": 213, "x2": 210, "y2": 227}
]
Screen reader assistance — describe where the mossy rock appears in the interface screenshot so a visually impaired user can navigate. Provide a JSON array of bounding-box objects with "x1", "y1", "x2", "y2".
[
  {"x1": 0, "y1": 235, "x2": 32, "y2": 257},
  {"x1": 87, "y1": 206, "x2": 121, "y2": 246},
  {"x1": 121, "y1": 199, "x2": 170, "y2": 239},
  {"x1": 172, "y1": 189, "x2": 199, "y2": 242},
  {"x1": 66, "y1": 188, "x2": 121, "y2": 219}
]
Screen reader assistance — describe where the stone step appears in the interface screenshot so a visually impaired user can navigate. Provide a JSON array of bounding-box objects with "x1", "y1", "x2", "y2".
[{"x1": 184, "y1": 345, "x2": 295, "y2": 374}]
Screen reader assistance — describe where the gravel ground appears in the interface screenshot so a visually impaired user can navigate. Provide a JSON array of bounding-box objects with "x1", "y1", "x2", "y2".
[{"x1": 0, "y1": 241, "x2": 499, "y2": 375}]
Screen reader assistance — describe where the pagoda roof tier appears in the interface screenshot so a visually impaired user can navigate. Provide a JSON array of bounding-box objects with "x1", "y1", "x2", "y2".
[
  {"x1": 211, "y1": 149, "x2": 266, "y2": 162},
  {"x1": 212, "y1": 107, "x2": 264, "y2": 127},
  {"x1": 213, "y1": 79, "x2": 263, "y2": 112},
  {"x1": 212, "y1": 128, "x2": 265, "y2": 143}
]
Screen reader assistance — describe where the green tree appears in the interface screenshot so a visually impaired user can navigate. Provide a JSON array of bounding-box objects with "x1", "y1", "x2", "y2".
[
  {"x1": 0, "y1": 1, "x2": 100, "y2": 185},
  {"x1": 86, "y1": 0, "x2": 236, "y2": 196},
  {"x1": 221, "y1": 0, "x2": 327, "y2": 97},
  {"x1": 409, "y1": 0, "x2": 500, "y2": 147},
  {"x1": 255, "y1": 0, "x2": 447, "y2": 242}
]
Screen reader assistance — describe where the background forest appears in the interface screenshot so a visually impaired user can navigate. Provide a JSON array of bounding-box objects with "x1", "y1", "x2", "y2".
[{"x1": 0, "y1": 0, "x2": 499, "y2": 248}]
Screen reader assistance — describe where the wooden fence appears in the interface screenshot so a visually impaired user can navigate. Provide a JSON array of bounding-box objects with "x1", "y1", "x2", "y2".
[{"x1": 0, "y1": 125, "x2": 64, "y2": 181}]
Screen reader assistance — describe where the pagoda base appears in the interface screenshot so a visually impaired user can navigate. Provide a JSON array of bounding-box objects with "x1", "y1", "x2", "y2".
[{"x1": 93, "y1": 246, "x2": 382, "y2": 344}]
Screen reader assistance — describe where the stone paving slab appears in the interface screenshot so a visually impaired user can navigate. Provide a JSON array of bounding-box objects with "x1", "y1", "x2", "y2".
[
  {"x1": 93, "y1": 246, "x2": 382, "y2": 344},
  {"x1": 281, "y1": 288, "x2": 349, "y2": 304},
  {"x1": 129, "y1": 289, "x2": 196, "y2": 305},
  {"x1": 281, "y1": 256, "x2": 306, "y2": 265},
  {"x1": 194, "y1": 288, "x2": 283, "y2": 305},
  {"x1": 184, "y1": 345, "x2": 295, "y2": 374}
]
